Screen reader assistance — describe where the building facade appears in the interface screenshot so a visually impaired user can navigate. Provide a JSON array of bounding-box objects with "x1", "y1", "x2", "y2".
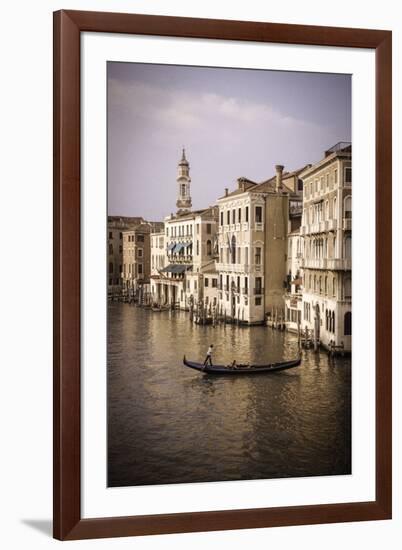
[
  {"x1": 150, "y1": 151, "x2": 219, "y2": 311},
  {"x1": 300, "y1": 142, "x2": 352, "y2": 351},
  {"x1": 216, "y1": 165, "x2": 306, "y2": 325},
  {"x1": 107, "y1": 216, "x2": 144, "y2": 292},
  {"x1": 121, "y1": 224, "x2": 151, "y2": 292}
]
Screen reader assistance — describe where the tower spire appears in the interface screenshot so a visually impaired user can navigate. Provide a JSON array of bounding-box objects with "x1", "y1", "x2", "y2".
[{"x1": 176, "y1": 148, "x2": 192, "y2": 214}]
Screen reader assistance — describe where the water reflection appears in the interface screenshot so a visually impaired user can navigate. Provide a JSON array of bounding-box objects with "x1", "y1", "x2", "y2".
[{"x1": 108, "y1": 303, "x2": 351, "y2": 487}]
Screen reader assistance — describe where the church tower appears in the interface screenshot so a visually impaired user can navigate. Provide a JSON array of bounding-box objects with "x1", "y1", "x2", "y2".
[{"x1": 176, "y1": 148, "x2": 192, "y2": 214}]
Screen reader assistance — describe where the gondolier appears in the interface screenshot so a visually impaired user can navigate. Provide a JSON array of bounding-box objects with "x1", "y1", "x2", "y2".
[{"x1": 203, "y1": 344, "x2": 214, "y2": 367}]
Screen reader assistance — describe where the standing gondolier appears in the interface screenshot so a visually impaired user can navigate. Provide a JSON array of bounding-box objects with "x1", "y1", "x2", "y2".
[{"x1": 203, "y1": 344, "x2": 214, "y2": 368}]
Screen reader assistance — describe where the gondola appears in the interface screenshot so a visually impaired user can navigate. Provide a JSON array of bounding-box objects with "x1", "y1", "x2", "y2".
[{"x1": 183, "y1": 355, "x2": 301, "y2": 375}]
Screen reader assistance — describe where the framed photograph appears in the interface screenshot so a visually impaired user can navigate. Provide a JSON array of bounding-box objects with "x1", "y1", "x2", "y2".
[{"x1": 53, "y1": 10, "x2": 392, "y2": 540}]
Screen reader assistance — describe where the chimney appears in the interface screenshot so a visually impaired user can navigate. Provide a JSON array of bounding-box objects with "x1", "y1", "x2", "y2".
[
  {"x1": 275, "y1": 165, "x2": 284, "y2": 192},
  {"x1": 224, "y1": 188, "x2": 229, "y2": 197}
]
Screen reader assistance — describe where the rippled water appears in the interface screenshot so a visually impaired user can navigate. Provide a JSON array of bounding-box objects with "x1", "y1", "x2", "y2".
[{"x1": 107, "y1": 303, "x2": 351, "y2": 487}]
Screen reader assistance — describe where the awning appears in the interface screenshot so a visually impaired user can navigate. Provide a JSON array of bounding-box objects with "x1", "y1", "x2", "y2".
[
  {"x1": 174, "y1": 243, "x2": 185, "y2": 254},
  {"x1": 161, "y1": 264, "x2": 193, "y2": 274},
  {"x1": 167, "y1": 242, "x2": 176, "y2": 252}
]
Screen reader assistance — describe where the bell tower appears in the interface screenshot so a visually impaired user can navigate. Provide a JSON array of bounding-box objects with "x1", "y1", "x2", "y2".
[{"x1": 176, "y1": 148, "x2": 192, "y2": 214}]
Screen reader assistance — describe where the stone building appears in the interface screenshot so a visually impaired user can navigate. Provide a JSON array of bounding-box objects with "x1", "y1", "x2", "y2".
[
  {"x1": 107, "y1": 216, "x2": 144, "y2": 291},
  {"x1": 121, "y1": 224, "x2": 151, "y2": 293},
  {"x1": 149, "y1": 150, "x2": 219, "y2": 310},
  {"x1": 300, "y1": 142, "x2": 352, "y2": 351},
  {"x1": 216, "y1": 165, "x2": 306, "y2": 324}
]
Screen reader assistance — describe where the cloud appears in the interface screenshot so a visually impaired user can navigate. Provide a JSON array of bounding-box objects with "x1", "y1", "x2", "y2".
[{"x1": 108, "y1": 77, "x2": 320, "y2": 139}]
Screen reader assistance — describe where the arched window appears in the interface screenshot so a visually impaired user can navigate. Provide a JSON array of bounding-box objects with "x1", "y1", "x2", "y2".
[
  {"x1": 181, "y1": 184, "x2": 186, "y2": 196},
  {"x1": 344, "y1": 276, "x2": 352, "y2": 299},
  {"x1": 206, "y1": 240, "x2": 212, "y2": 256},
  {"x1": 344, "y1": 196, "x2": 352, "y2": 219},
  {"x1": 344, "y1": 311, "x2": 352, "y2": 335},
  {"x1": 345, "y1": 235, "x2": 352, "y2": 259},
  {"x1": 231, "y1": 235, "x2": 236, "y2": 263}
]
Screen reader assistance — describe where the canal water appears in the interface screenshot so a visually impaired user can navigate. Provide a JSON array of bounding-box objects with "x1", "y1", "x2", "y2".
[{"x1": 108, "y1": 302, "x2": 351, "y2": 487}]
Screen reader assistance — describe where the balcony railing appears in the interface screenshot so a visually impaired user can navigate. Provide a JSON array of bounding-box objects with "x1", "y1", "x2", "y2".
[
  {"x1": 254, "y1": 222, "x2": 264, "y2": 231},
  {"x1": 343, "y1": 218, "x2": 352, "y2": 230},
  {"x1": 254, "y1": 287, "x2": 264, "y2": 295},
  {"x1": 302, "y1": 258, "x2": 351, "y2": 270}
]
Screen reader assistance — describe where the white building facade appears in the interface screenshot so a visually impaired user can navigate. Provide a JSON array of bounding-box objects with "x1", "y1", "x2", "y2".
[
  {"x1": 216, "y1": 166, "x2": 305, "y2": 325},
  {"x1": 300, "y1": 142, "x2": 352, "y2": 351},
  {"x1": 150, "y1": 151, "x2": 219, "y2": 312}
]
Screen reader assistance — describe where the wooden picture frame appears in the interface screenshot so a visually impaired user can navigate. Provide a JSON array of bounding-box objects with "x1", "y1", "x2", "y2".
[{"x1": 53, "y1": 9, "x2": 392, "y2": 540}]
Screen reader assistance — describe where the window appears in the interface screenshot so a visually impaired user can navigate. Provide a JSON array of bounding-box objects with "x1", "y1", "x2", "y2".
[
  {"x1": 206, "y1": 240, "x2": 212, "y2": 255},
  {"x1": 345, "y1": 236, "x2": 352, "y2": 259},
  {"x1": 119, "y1": 232, "x2": 122, "y2": 239},
  {"x1": 344, "y1": 276, "x2": 352, "y2": 299},
  {"x1": 207, "y1": 223, "x2": 212, "y2": 234},
  {"x1": 137, "y1": 234, "x2": 145, "y2": 242},
  {"x1": 196, "y1": 224, "x2": 200, "y2": 234},
  {"x1": 244, "y1": 276, "x2": 248, "y2": 293},
  {"x1": 138, "y1": 264, "x2": 143, "y2": 275},
  {"x1": 138, "y1": 248, "x2": 143, "y2": 258},
  {"x1": 196, "y1": 240, "x2": 199, "y2": 255},
  {"x1": 204, "y1": 278, "x2": 209, "y2": 287},
  {"x1": 334, "y1": 169, "x2": 338, "y2": 184},
  {"x1": 220, "y1": 212, "x2": 223, "y2": 226},
  {"x1": 109, "y1": 262, "x2": 113, "y2": 273},
  {"x1": 255, "y1": 206, "x2": 262, "y2": 223},
  {"x1": 231, "y1": 235, "x2": 236, "y2": 264},
  {"x1": 245, "y1": 206, "x2": 249, "y2": 223},
  {"x1": 245, "y1": 247, "x2": 248, "y2": 265},
  {"x1": 108, "y1": 231, "x2": 112, "y2": 239},
  {"x1": 227, "y1": 211, "x2": 230, "y2": 225},
  {"x1": 333, "y1": 197, "x2": 337, "y2": 219},
  {"x1": 332, "y1": 277, "x2": 336, "y2": 297},
  {"x1": 238, "y1": 208, "x2": 242, "y2": 222},
  {"x1": 255, "y1": 277, "x2": 262, "y2": 294},
  {"x1": 109, "y1": 243, "x2": 113, "y2": 254},
  {"x1": 344, "y1": 311, "x2": 352, "y2": 335},
  {"x1": 345, "y1": 167, "x2": 352, "y2": 184},
  {"x1": 232, "y1": 210, "x2": 236, "y2": 224},
  {"x1": 298, "y1": 178, "x2": 303, "y2": 191},
  {"x1": 212, "y1": 278, "x2": 217, "y2": 288},
  {"x1": 219, "y1": 275, "x2": 222, "y2": 289},
  {"x1": 255, "y1": 297, "x2": 262, "y2": 306},
  {"x1": 237, "y1": 247, "x2": 241, "y2": 264},
  {"x1": 344, "y1": 196, "x2": 352, "y2": 219},
  {"x1": 255, "y1": 247, "x2": 261, "y2": 265}
]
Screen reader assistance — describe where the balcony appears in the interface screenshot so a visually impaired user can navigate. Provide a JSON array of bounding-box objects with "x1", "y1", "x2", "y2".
[
  {"x1": 326, "y1": 258, "x2": 352, "y2": 270},
  {"x1": 254, "y1": 222, "x2": 264, "y2": 231},
  {"x1": 254, "y1": 287, "x2": 264, "y2": 295},
  {"x1": 216, "y1": 263, "x2": 253, "y2": 273},
  {"x1": 301, "y1": 258, "x2": 327, "y2": 269},
  {"x1": 301, "y1": 258, "x2": 351, "y2": 270},
  {"x1": 343, "y1": 218, "x2": 352, "y2": 230}
]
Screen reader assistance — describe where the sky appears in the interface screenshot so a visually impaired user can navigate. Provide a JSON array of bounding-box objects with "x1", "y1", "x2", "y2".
[{"x1": 108, "y1": 62, "x2": 351, "y2": 221}]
